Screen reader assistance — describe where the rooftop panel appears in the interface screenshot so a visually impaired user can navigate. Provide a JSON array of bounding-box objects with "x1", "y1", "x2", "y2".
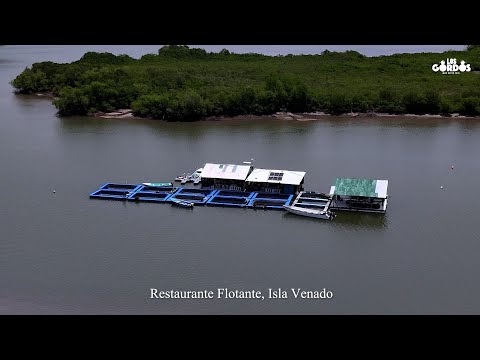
[
  {"x1": 333, "y1": 178, "x2": 388, "y2": 198},
  {"x1": 246, "y1": 168, "x2": 306, "y2": 185}
]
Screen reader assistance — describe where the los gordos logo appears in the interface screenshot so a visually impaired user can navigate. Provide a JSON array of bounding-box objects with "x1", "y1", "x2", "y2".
[{"x1": 432, "y1": 58, "x2": 471, "y2": 75}]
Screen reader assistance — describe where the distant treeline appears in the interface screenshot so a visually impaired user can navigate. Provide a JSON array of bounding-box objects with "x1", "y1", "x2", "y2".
[{"x1": 10, "y1": 45, "x2": 480, "y2": 119}]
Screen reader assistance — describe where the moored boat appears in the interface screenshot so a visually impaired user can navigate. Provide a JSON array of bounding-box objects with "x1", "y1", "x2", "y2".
[
  {"x1": 171, "y1": 198, "x2": 194, "y2": 208},
  {"x1": 142, "y1": 182, "x2": 173, "y2": 187},
  {"x1": 175, "y1": 166, "x2": 204, "y2": 182},
  {"x1": 283, "y1": 205, "x2": 334, "y2": 220}
]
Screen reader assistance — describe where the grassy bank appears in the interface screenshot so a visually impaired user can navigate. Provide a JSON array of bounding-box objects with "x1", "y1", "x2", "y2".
[{"x1": 10, "y1": 45, "x2": 480, "y2": 120}]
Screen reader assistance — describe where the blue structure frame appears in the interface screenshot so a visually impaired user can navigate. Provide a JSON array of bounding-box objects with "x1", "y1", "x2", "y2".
[
  {"x1": 168, "y1": 188, "x2": 217, "y2": 205},
  {"x1": 247, "y1": 192, "x2": 293, "y2": 209},
  {"x1": 206, "y1": 190, "x2": 255, "y2": 207},
  {"x1": 89, "y1": 184, "x2": 294, "y2": 211},
  {"x1": 89, "y1": 183, "x2": 143, "y2": 201}
]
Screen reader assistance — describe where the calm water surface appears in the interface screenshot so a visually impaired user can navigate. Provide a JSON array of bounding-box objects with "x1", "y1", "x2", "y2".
[{"x1": 0, "y1": 45, "x2": 479, "y2": 314}]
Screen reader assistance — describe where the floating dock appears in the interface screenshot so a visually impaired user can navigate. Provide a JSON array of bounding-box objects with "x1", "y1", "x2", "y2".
[
  {"x1": 89, "y1": 184, "x2": 293, "y2": 210},
  {"x1": 290, "y1": 191, "x2": 332, "y2": 212}
]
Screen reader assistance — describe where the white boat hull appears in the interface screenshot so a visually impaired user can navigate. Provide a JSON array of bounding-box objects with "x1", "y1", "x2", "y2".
[
  {"x1": 171, "y1": 198, "x2": 194, "y2": 208},
  {"x1": 283, "y1": 205, "x2": 334, "y2": 220},
  {"x1": 142, "y1": 182, "x2": 173, "y2": 187}
]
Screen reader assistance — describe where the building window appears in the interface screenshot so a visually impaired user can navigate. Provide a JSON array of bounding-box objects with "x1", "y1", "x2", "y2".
[{"x1": 265, "y1": 187, "x2": 280, "y2": 193}]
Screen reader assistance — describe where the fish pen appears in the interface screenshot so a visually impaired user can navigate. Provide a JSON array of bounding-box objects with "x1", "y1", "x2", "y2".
[
  {"x1": 89, "y1": 183, "x2": 143, "y2": 201},
  {"x1": 206, "y1": 190, "x2": 255, "y2": 207},
  {"x1": 168, "y1": 188, "x2": 217, "y2": 205},
  {"x1": 247, "y1": 192, "x2": 294, "y2": 209}
]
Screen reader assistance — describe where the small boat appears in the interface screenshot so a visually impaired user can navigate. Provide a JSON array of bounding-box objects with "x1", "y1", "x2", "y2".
[
  {"x1": 175, "y1": 173, "x2": 187, "y2": 182},
  {"x1": 283, "y1": 205, "x2": 334, "y2": 220},
  {"x1": 176, "y1": 166, "x2": 203, "y2": 182},
  {"x1": 171, "y1": 198, "x2": 194, "y2": 208},
  {"x1": 142, "y1": 182, "x2": 173, "y2": 187}
]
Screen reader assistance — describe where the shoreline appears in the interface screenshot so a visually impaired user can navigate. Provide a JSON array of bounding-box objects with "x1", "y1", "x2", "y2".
[
  {"x1": 92, "y1": 109, "x2": 480, "y2": 121},
  {"x1": 28, "y1": 94, "x2": 479, "y2": 121}
]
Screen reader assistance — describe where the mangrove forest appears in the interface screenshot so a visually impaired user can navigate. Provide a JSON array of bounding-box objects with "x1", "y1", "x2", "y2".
[{"x1": 10, "y1": 45, "x2": 480, "y2": 120}]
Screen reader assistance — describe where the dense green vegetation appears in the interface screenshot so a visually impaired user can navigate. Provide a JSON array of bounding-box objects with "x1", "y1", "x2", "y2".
[
  {"x1": 466, "y1": 45, "x2": 480, "y2": 51},
  {"x1": 11, "y1": 45, "x2": 480, "y2": 119}
]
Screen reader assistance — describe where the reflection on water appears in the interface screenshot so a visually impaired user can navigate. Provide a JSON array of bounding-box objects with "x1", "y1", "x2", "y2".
[
  {"x1": 281, "y1": 211, "x2": 387, "y2": 231},
  {"x1": 58, "y1": 113, "x2": 480, "y2": 138},
  {"x1": 331, "y1": 211, "x2": 388, "y2": 230},
  {"x1": 324, "y1": 116, "x2": 480, "y2": 129},
  {"x1": 59, "y1": 116, "x2": 113, "y2": 131},
  {"x1": 58, "y1": 115, "x2": 314, "y2": 141},
  {"x1": 457, "y1": 119, "x2": 480, "y2": 131}
]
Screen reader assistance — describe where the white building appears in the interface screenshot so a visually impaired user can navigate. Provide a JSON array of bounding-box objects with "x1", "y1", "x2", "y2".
[
  {"x1": 200, "y1": 163, "x2": 253, "y2": 191},
  {"x1": 245, "y1": 168, "x2": 306, "y2": 194}
]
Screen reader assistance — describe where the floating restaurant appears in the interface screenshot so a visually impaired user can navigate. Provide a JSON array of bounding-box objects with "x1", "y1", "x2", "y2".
[{"x1": 89, "y1": 162, "x2": 389, "y2": 219}]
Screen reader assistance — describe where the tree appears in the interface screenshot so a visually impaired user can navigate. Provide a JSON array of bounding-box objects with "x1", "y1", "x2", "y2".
[
  {"x1": 53, "y1": 87, "x2": 89, "y2": 116},
  {"x1": 459, "y1": 97, "x2": 480, "y2": 116},
  {"x1": 11, "y1": 48, "x2": 480, "y2": 120},
  {"x1": 10, "y1": 68, "x2": 49, "y2": 93},
  {"x1": 465, "y1": 45, "x2": 480, "y2": 51}
]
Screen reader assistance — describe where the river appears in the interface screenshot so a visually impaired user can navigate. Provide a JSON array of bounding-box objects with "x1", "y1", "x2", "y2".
[{"x1": 0, "y1": 45, "x2": 478, "y2": 314}]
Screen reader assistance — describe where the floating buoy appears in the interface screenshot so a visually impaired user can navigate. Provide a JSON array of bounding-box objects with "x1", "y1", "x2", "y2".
[
  {"x1": 53, "y1": 190, "x2": 56, "y2": 193},
  {"x1": 451, "y1": 165, "x2": 454, "y2": 170},
  {"x1": 440, "y1": 186, "x2": 444, "y2": 189}
]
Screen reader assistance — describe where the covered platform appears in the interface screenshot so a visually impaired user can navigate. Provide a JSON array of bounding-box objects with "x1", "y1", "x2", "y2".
[{"x1": 329, "y1": 178, "x2": 389, "y2": 213}]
